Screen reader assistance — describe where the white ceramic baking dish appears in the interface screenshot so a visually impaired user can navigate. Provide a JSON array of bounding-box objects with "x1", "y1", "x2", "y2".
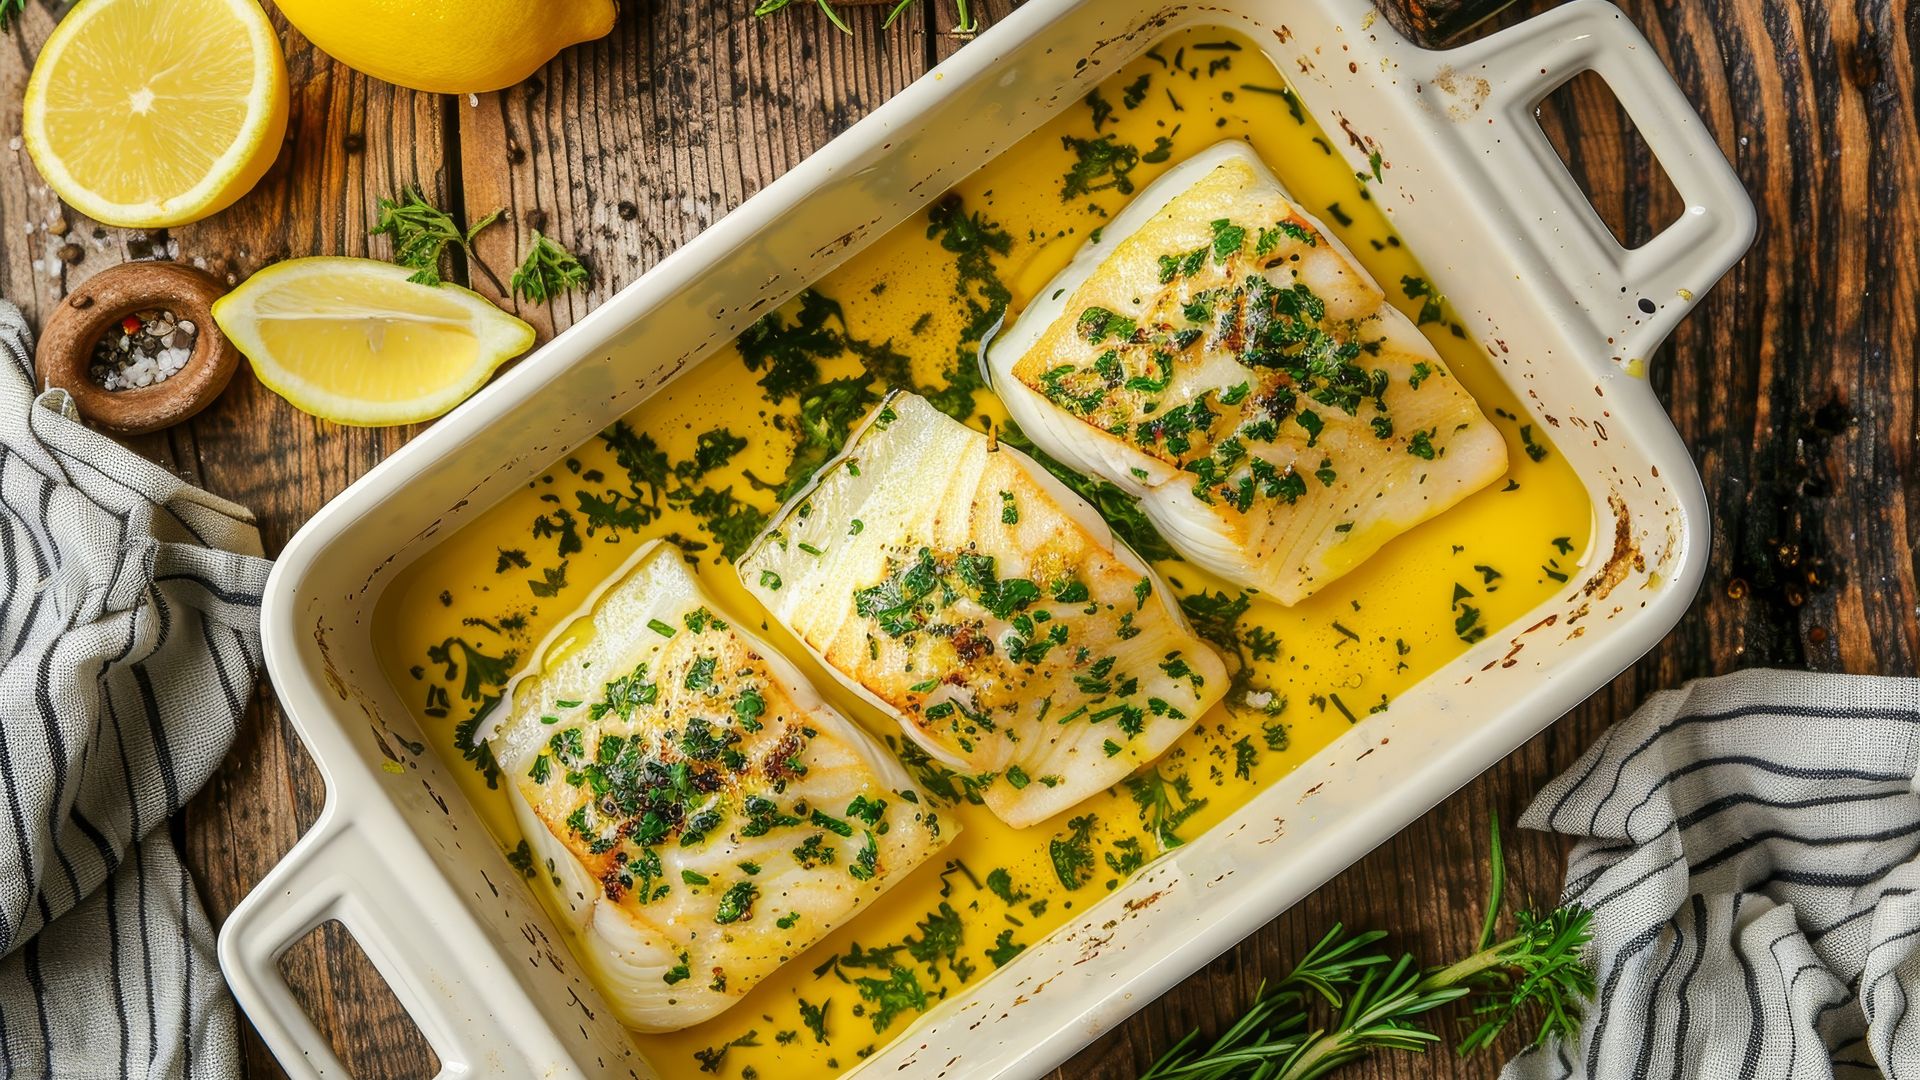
[{"x1": 219, "y1": 1, "x2": 1753, "y2": 1076}]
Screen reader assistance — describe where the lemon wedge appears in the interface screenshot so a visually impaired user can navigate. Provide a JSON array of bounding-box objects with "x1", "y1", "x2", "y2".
[
  {"x1": 23, "y1": 0, "x2": 289, "y2": 229},
  {"x1": 212, "y1": 258, "x2": 536, "y2": 427}
]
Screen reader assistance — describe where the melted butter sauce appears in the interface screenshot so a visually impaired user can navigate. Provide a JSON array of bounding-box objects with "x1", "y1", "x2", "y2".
[{"x1": 375, "y1": 28, "x2": 1593, "y2": 1079}]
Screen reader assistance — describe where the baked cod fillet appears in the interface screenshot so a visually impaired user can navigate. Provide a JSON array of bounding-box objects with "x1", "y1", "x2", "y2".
[
  {"x1": 738, "y1": 392, "x2": 1227, "y2": 829},
  {"x1": 989, "y1": 141, "x2": 1508, "y2": 605},
  {"x1": 484, "y1": 540, "x2": 951, "y2": 1032}
]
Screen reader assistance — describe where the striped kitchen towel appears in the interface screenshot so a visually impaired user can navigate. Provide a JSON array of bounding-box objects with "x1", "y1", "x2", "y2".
[
  {"x1": 0, "y1": 299, "x2": 266, "y2": 1078},
  {"x1": 1505, "y1": 669, "x2": 1920, "y2": 1080}
]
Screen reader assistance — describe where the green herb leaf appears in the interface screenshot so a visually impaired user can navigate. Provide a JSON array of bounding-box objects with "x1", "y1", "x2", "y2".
[
  {"x1": 1399, "y1": 274, "x2": 1446, "y2": 326},
  {"x1": 1127, "y1": 766, "x2": 1208, "y2": 850},
  {"x1": 1049, "y1": 814, "x2": 1098, "y2": 890},
  {"x1": 371, "y1": 186, "x2": 503, "y2": 288},
  {"x1": 753, "y1": 0, "x2": 976, "y2": 34},
  {"x1": 714, "y1": 880, "x2": 758, "y2": 924},
  {"x1": 798, "y1": 997, "x2": 829, "y2": 1043},
  {"x1": 1060, "y1": 134, "x2": 1142, "y2": 200},
  {"x1": 853, "y1": 965, "x2": 926, "y2": 1032},
  {"x1": 512, "y1": 229, "x2": 591, "y2": 304}
]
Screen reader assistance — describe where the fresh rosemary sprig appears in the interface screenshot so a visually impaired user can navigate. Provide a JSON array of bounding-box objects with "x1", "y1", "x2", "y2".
[
  {"x1": 1142, "y1": 819, "x2": 1594, "y2": 1080},
  {"x1": 753, "y1": 0, "x2": 976, "y2": 34},
  {"x1": 371, "y1": 186, "x2": 503, "y2": 288},
  {"x1": 754, "y1": 0, "x2": 850, "y2": 33},
  {"x1": 511, "y1": 231, "x2": 591, "y2": 304},
  {"x1": 0, "y1": 0, "x2": 26, "y2": 33}
]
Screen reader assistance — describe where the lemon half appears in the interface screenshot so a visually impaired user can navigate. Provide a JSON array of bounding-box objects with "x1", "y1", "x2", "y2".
[
  {"x1": 23, "y1": 0, "x2": 289, "y2": 229},
  {"x1": 213, "y1": 259, "x2": 536, "y2": 427}
]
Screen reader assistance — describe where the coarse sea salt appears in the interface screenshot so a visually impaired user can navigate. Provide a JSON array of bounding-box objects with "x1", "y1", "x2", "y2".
[
  {"x1": 91, "y1": 309, "x2": 197, "y2": 391},
  {"x1": 98, "y1": 347, "x2": 191, "y2": 391}
]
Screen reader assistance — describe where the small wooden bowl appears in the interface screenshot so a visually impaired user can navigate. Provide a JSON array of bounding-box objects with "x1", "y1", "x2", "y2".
[{"x1": 34, "y1": 262, "x2": 240, "y2": 436}]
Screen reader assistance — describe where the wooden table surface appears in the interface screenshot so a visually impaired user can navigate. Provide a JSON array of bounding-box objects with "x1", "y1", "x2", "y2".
[{"x1": 2, "y1": 0, "x2": 1914, "y2": 1076}]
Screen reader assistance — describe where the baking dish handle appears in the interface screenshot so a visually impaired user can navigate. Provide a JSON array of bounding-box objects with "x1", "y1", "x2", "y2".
[
  {"x1": 218, "y1": 813, "x2": 476, "y2": 1080},
  {"x1": 1440, "y1": 0, "x2": 1755, "y2": 365}
]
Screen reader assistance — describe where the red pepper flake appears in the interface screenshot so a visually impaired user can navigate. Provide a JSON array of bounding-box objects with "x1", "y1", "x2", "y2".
[{"x1": 120, "y1": 315, "x2": 143, "y2": 335}]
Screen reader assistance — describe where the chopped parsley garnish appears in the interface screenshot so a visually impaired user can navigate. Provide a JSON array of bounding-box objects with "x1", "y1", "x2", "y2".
[
  {"x1": 505, "y1": 840, "x2": 537, "y2": 880},
  {"x1": 1520, "y1": 424, "x2": 1549, "y2": 462},
  {"x1": 1106, "y1": 836, "x2": 1148, "y2": 876},
  {"x1": 987, "y1": 929, "x2": 1026, "y2": 967},
  {"x1": 1296, "y1": 409, "x2": 1324, "y2": 446},
  {"x1": 986, "y1": 868, "x2": 1029, "y2": 905},
  {"x1": 714, "y1": 880, "x2": 758, "y2": 924},
  {"x1": 1400, "y1": 274, "x2": 1446, "y2": 326},
  {"x1": 692, "y1": 1031, "x2": 760, "y2": 1073},
  {"x1": 811, "y1": 809, "x2": 855, "y2": 837},
  {"x1": 511, "y1": 231, "x2": 591, "y2": 304},
  {"x1": 1086, "y1": 89, "x2": 1115, "y2": 131},
  {"x1": 791, "y1": 833, "x2": 835, "y2": 868},
  {"x1": 590, "y1": 664, "x2": 657, "y2": 720},
  {"x1": 733, "y1": 689, "x2": 765, "y2": 731},
  {"x1": 854, "y1": 547, "x2": 940, "y2": 637},
  {"x1": 1050, "y1": 814, "x2": 1098, "y2": 890},
  {"x1": 853, "y1": 966, "x2": 926, "y2": 1032},
  {"x1": 1128, "y1": 765, "x2": 1209, "y2": 850},
  {"x1": 849, "y1": 830, "x2": 880, "y2": 881},
  {"x1": 1233, "y1": 736, "x2": 1259, "y2": 780},
  {"x1": 798, "y1": 997, "x2": 829, "y2": 1044},
  {"x1": 683, "y1": 655, "x2": 717, "y2": 691},
  {"x1": 846, "y1": 795, "x2": 887, "y2": 826},
  {"x1": 1209, "y1": 218, "x2": 1248, "y2": 261},
  {"x1": 1060, "y1": 134, "x2": 1142, "y2": 199},
  {"x1": 677, "y1": 429, "x2": 747, "y2": 482}
]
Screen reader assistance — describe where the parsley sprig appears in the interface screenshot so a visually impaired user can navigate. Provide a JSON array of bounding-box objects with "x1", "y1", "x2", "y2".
[
  {"x1": 1142, "y1": 820, "x2": 1594, "y2": 1080},
  {"x1": 1127, "y1": 765, "x2": 1208, "y2": 850},
  {"x1": 0, "y1": 0, "x2": 25, "y2": 32},
  {"x1": 371, "y1": 186, "x2": 503, "y2": 288},
  {"x1": 1179, "y1": 589, "x2": 1285, "y2": 715},
  {"x1": 512, "y1": 230, "x2": 591, "y2": 304},
  {"x1": 753, "y1": 0, "x2": 975, "y2": 33}
]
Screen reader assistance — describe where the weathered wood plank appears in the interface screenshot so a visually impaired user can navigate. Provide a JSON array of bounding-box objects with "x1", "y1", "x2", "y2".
[{"x1": 457, "y1": 1, "x2": 932, "y2": 338}]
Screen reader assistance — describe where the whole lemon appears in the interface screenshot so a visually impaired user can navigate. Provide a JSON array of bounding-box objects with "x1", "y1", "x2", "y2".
[{"x1": 276, "y1": 0, "x2": 617, "y2": 95}]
